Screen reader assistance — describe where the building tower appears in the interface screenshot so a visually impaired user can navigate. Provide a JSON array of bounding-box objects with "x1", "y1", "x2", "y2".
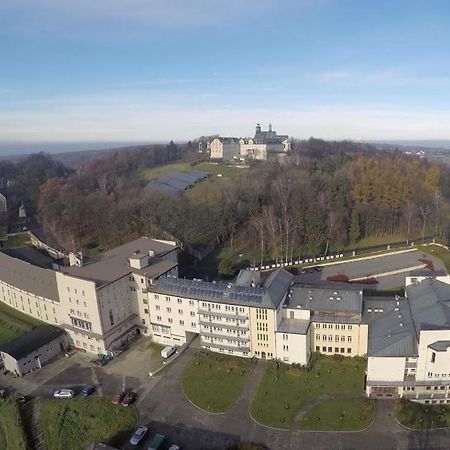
[{"x1": 256, "y1": 123, "x2": 261, "y2": 134}]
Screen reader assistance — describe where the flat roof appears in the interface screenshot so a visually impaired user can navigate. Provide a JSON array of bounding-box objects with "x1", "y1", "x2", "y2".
[
  {"x1": 406, "y1": 278, "x2": 450, "y2": 335},
  {"x1": 289, "y1": 284, "x2": 363, "y2": 314},
  {"x1": 0, "y1": 251, "x2": 59, "y2": 301},
  {"x1": 363, "y1": 297, "x2": 417, "y2": 357},
  {"x1": 277, "y1": 318, "x2": 310, "y2": 335},
  {"x1": 0, "y1": 325, "x2": 65, "y2": 360},
  {"x1": 62, "y1": 237, "x2": 177, "y2": 286}
]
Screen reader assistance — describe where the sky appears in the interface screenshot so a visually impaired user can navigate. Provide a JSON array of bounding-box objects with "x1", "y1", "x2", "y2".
[{"x1": 1, "y1": 0, "x2": 450, "y2": 147}]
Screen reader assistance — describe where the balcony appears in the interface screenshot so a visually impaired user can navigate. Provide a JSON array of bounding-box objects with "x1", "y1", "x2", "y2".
[
  {"x1": 200, "y1": 331, "x2": 249, "y2": 343},
  {"x1": 202, "y1": 341, "x2": 250, "y2": 354},
  {"x1": 198, "y1": 309, "x2": 248, "y2": 321},
  {"x1": 199, "y1": 320, "x2": 249, "y2": 332}
]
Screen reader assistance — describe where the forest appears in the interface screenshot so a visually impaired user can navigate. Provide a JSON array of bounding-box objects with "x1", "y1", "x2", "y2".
[{"x1": 1, "y1": 138, "x2": 449, "y2": 275}]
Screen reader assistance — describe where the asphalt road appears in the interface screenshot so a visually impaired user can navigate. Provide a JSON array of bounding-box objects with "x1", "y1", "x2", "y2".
[{"x1": 295, "y1": 250, "x2": 447, "y2": 290}]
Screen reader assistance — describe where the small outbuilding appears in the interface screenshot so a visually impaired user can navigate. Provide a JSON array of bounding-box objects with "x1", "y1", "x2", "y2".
[{"x1": 0, "y1": 325, "x2": 66, "y2": 376}]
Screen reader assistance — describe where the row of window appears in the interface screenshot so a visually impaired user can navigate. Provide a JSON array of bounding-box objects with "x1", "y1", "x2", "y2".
[
  {"x1": 66, "y1": 286, "x2": 86, "y2": 296},
  {"x1": 316, "y1": 346, "x2": 352, "y2": 354},
  {"x1": 404, "y1": 386, "x2": 448, "y2": 391},
  {"x1": 427, "y1": 372, "x2": 450, "y2": 378},
  {"x1": 316, "y1": 334, "x2": 352, "y2": 342},
  {"x1": 315, "y1": 323, "x2": 353, "y2": 330}
]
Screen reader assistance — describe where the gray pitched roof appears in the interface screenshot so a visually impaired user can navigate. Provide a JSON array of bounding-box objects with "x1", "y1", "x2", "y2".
[
  {"x1": 405, "y1": 278, "x2": 450, "y2": 334},
  {"x1": 289, "y1": 284, "x2": 363, "y2": 314},
  {"x1": 62, "y1": 237, "x2": 177, "y2": 286},
  {"x1": 153, "y1": 269, "x2": 292, "y2": 309},
  {"x1": 0, "y1": 251, "x2": 59, "y2": 301},
  {"x1": 145, "y1": 170, "x2": 209, "y2": 194},
  {"x1": 0, "y1": 325, "x2": 64, "y2": 360},
  {"x1": 428, "y1": 340, "x2": 450, "y2": 352},
  {"x1": 363, "y1": 297, "x2": 417, "y2": 357}
]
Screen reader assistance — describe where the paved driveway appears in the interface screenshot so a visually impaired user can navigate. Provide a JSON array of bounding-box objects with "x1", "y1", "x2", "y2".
[{"x1": 136, "y1": 346, "x2": 450, "y2": 450}]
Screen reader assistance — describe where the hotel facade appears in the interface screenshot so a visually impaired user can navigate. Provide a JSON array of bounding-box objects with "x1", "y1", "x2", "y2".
[{"x1": 0, "y1": 237, "x2": 449, "y2": 403}]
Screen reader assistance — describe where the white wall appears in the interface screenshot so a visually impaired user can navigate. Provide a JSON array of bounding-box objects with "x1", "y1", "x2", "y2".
[
  {"x1": 367, "y1": 356, "x2": 406, "y2": 381},
  {"x1": 275, "y1": 330, "x2": 310, "y2": 365},
  {"x1": 416, "y1": 329, "x2": 450, "y2": 381}
]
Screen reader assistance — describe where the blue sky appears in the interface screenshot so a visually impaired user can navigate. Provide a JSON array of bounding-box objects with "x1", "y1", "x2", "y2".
[{"x1": 1, "y1": 0, "x2": 450, "y2": 143}]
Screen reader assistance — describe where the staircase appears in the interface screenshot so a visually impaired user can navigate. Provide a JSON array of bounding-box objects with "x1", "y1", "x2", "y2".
[{"x1": 18, "y1": 398, "x2": 46, "y2": 450}]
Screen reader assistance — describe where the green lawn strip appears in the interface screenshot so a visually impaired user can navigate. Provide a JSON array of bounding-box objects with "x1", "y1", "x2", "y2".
[
  {"x1": 4, "y1": 233, "x2": 32, "y2": 248},
  {"x1": 0, "y1": 301, "x2": 43, "y2": 347},
  {"x1": 300, "y1": 397, "x2": 375, "y2": 431},
  {"x1": 182, "y1": 351, "x2": 252, "y2": 413},
  {"x1": 0, "y1": 399, "x2": 28, "y2": 450},
  {"x1": 250, "y1": 355, "x2": 366, "y2": 429},
  {"x1": 40, "y1": 398, "x2": 137, "y2": 450},
  {"x1": 418, "y1": 244, "x2": 450, "y2": 272},
  {"x1": 396, "y1": 399, "x2": 450, "y2": 430}
]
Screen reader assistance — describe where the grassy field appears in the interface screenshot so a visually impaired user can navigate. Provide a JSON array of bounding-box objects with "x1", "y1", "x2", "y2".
[
  {"x1": 137, "y1": 161, "x2": 248, "y2": 207},
  {"x1": 300, "y1": 397, "x2": 375, "y2": 431},
  {"x1": 418, "y1": 244, "x2": 450, "y2": 272},
  {"x1": 4, "y1": 233, "x2": 32, "y2": 248},
  {"x1": 40, "y1": 398, "x2": 137, "y2": 450},
  {"x1": 396, "y1": 399, "x2": 450, "y2": 430},
  {"x1": 0, "y1": 399, "x2": 27, "y2": 450},
  {"x1": 182, "y1": 351, "x2": 253, "y2": 413},
  {"x1": 250, "y1": 355, "x2": 366, "y2": 429},
  {"x1": 0, "y1": 301, "x2": 43, "y2": 347}
]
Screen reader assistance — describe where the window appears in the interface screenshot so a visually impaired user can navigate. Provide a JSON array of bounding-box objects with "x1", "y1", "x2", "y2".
[
  {"x1": 157, "y1": 315, "x2": 162, "y2": 321},
  {"x1": 328, "y1": 335, "x2": 333, "y2": 341},
  {"x1": 348, "y1": 325, "x2": 352, "y2": 330},
  {"x1": 167, "y1": 307, "x2": 172, "y2": 313},
  {"x1": 144, "y1": 308, "x2": 149, "y2": 314},
  {"x1": 335, "y1": 324, "x2": 340, "y2": 330},
  {"x1": 347, "y1": 336, "x2": 352, "y2": 342},
  {"x1": 156, "y1": 305, "x2": 160, "y2": 310},
  {"x1": 189, "y1": 300, "x2": 194, "y2": 306},
  {"x1": 155, "y1": 294, "x2": 159, "y2": 300},
  {"x1": 341, "y1": 325, "x2": 345, "y2": 330},
  {"x1": 322, "y1": 346, "x2": 327, "y2": 352},
  {"x1": 166, "y1": 296, "x2": 170, "y2": 302},
  {"x1": 283, "y1": 334, "x2": 288, "y2": 340},
  {"x1": 341, "y1": 336, "x2": 345, "y2": 342},
  {"x1": 316, "y1": 346, "x2": 320, "y2": 351},
  {"x1": 335, "y1": 347, "x2": 339, "y2": 353},
  {"x1": 431, "y1": 352, "x2": 436, "y2": 363},
  {"x1": 179, "y1": 320, "x2": 184, "y2": 325},
  {"x1": 168, "y1": 318, "x2": 173, "y2": 323},
  {"x1": 191, "y1": 322, "x2": 196, "y2": 327},
  {"x1": 340, "y1": 348, "x2": 344, "y2": 353},
  {"x1": 316, "y1": 323, "x2": 320, "y2": 328},
  {"x1": 316, "y1": 334, "x2": 320, "y2": 340},
  {"x1": 178, "y1": 309, "x2": 183, "y2": 314},
  {"x1": 328, "y1": 347, "x2": 332, "y2": 352},
  {"x1": 328, "y1": 324, "x2": 333, "y2": 329},
  {"x1": 347, "y1": 348, "x2": 351, "y2": 353},
  {"x1": 177, "y1": 298, "x2": 182, "y2": 304},
  {"x1": 335, "y1": 335, "x2": 339, "y2": 341},
  {"x1": 190, "y1": 311, "x2": 195, "y2": 316}
]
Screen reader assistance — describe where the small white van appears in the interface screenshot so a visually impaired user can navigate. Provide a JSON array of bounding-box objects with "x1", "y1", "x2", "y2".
[{"x1": 160, "y1": 346, "x2": 176, "y2": 359}]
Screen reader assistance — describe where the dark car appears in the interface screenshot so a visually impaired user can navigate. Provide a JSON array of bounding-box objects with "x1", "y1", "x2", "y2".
[
  {"x1": 315, "y1": 266, "x2": 323, "y2": 272},
  {"x1": 81, "y1": 385, "x2": 95, "y2": 397},
  {"x1": 112, "y1": 389, "x2": 125, "y2": 405},
  {"x1": 307, "y1": 267, "x2": 315, "y2": 273},
  {"x1": 300, "y1": 268, "x2": 307, "y2": 274},
  {"x1": 121, "y1": 391, "x2": 136, "y2": 407}
]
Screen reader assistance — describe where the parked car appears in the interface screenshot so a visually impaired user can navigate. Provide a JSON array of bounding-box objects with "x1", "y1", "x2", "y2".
[
  {"x1": 160, "y1": 346, "x2": 176, "y2": 359},
  {"x1": 81, "y1": 385, "x2": 95, "y2": 397},
  {"x1": 168, "y1": 445, "x2": 181, "y2": 450},
  {"x1": 16, "y1": 393, "x2": 27, "y2": 404},
  {"x1": 121, "y1": 391, "x2": 136, "y2": 407},
  {"x1": 315, "y1": 266, "x2": 323, "y2": 272},
  {"x1": 300, "y1": 268, "x2": 307, "y2": 274},
  {"x1": 129, "y1": 425, "x2": 148, "y2": 446},
  {"x1": 90, "y1": 358, "x2": 108, "y2": 367},
  {"x1": 53, "y1": 389, "x2": 74, "y2": 399},
  {"x1": 147, "y1": 433, "x2": 166, "y2": 450},
  {"x1": 0, "y1": 388, "x2": 7, "y2": 400},
  {"x1": 112, "y1": 389, "x2": 125, "y2": 405}
]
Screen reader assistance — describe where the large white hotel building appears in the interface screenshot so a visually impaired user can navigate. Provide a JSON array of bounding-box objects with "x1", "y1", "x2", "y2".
[{"x1": 0, "y1": 237, "x2": 449, "y2": 404}]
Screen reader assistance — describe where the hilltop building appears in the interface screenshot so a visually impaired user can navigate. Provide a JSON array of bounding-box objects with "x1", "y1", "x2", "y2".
[
  {"x1": 208, "y1": 124, "x2": 291, "y2": 161},
  {"x1": 0, "y1": 237, "x2": 449, "y2": 404}
]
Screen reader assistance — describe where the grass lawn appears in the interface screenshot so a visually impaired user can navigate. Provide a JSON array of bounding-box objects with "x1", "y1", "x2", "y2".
[
  {"x1": 0, "y1": 301, "x2": 43, "y2": 347},
  {"x1": 418, "y1": 244, "x2": 450, "y2": 272},
  {"x1": 0, "y1": 399, "x2": 27, "y2": 450},
  {"x1": 40, "y1": 398, "x2": 137, "y2": 450},
  {"x1": 250, "y1": 354, "x2": 366, "y2": 429},
  {"x1": 148, "y1": 340, "x2": 165, "y2": 368},
  {"x1": 182, "y1": 351, "x2": 253, "y2": 413},
  {"x1": 4, "y1": 233, "x2": 32, "y2": 248},
  {"x1": 396, "y1": 399, "x2": 450, "y2": 430},
  {"x1": 300, "y1": 397, "x2": 375, "y2": 431}
]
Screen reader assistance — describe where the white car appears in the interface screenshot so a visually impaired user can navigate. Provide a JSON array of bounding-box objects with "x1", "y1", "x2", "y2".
[
  {"x1": 53, "y1": 389, "x2": 75, "y2": 399},
  {"x1": 129, "y1": 425, "x2": 148, "y2": 446},
  {"x1": 168, "y1": 445, "x2": 181, "y2": 450}
]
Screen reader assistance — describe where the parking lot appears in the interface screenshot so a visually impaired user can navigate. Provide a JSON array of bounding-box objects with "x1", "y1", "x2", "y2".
[{"x1": 294, "y1": 249, "x2": 446, "y2": 290}]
